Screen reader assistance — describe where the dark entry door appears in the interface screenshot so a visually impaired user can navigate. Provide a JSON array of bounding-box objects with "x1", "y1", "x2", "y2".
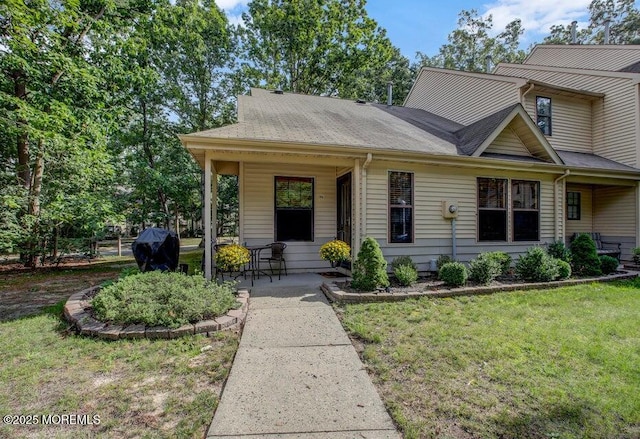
[{"x1": 337, "y1": 173, "x2": 352, "y2": 246}]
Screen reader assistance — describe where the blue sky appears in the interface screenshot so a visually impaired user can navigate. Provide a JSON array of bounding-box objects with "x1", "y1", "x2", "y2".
[{"x1": 215, "y1": 0, "x2": 629, "y2": 61}]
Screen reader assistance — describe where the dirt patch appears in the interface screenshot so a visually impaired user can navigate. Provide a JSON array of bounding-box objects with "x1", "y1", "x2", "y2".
[{"x1": 0, "y1": 260, "x2": 128, "y2": 321}]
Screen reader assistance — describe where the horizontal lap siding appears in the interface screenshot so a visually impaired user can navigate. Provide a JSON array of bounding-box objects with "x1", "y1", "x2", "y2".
[
  {"x1": 524, "y1": 94, "x2": 592, "y2": 153},
  {"x1": 496, "y1": 66, "x2": 637, "y2": 166},
  {"x1": 243, "y1": 162, "x2": 337, "y2": 272},
  {"x1": 565, "y1": 184, "x2": 594, "y2": 238},
  {"x1": 486, "y1": 126, "x2": 531, "y2": 156},
  {"x1": 365, "y1": 161, "x2": 556, "y2": 266},
  {"x1": 524, "y1": 47, "x2": 640, "y2": 71},
  {"x1": 405, "y1": 70, "x2": 519, "y2": 125},
  {"x1": 594, "y1": 186, "x2": 637, "y2": 260}
]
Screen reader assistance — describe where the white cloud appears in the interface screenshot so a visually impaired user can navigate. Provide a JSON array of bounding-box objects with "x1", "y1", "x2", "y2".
[
  {"x1": 215, "y1": 0, "x2": 249, "y2": 11},
  {"x1": 483, "y1": 0, "x2": 592, "y2": 40}
]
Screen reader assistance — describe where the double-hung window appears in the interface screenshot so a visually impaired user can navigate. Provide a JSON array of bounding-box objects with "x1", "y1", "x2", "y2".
[
  {"x1": 512, "y1": 180, "x2": 540, "y2": 241},
  {"x1": 389, "y1": 171, "x2": 413, "y2": 243},
  {"x1": 536, "y1": 96, "x2": 552, "y2": 136},
  {"x1": 478, "y1": 178, "x2": 507, "y2": 241},
  {"x1": 274, "y1": 176, "x2": 314, "y2": 241},
  {"x1": 478, "y1": 178, "x2": 540, "y2": 242},
  {"x1": 567, "y1": 191, "x2": 581, "y2": 220}
]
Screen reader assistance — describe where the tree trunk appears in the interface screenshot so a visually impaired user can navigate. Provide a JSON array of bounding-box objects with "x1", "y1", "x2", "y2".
[
  {"x1": 15, "y1": 80, "x2": 31, "y2": 189},
  {"x1": 25, "y1": 147, "x2": 45, "y2": 267}
]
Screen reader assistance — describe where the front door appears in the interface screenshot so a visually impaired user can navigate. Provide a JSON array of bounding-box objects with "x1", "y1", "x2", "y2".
[{"x1": 337, "y1": 173, "x2": 352, "y2": 246}]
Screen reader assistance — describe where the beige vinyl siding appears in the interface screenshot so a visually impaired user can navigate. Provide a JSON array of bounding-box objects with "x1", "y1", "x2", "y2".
[
  {"x1": 523, "y1": 94, "x2": 593, "y2": 153},
  {"x1": 496, "y1": 64, "x2": 637, "y2": 166},
  {"x1": 485, "y1": 125, "x2": 533, "y2": 157},
  {"x1": 593, "y1": 186, "x2": 637, "y2": 260},
  {"x1": 363, "y1": 161, "x2": 556, "y2": 268},
  {"x1": 242, "y1": 162, "x2": 337, "y2": 272},
  {"x1": 405, "y1": 69, "x2": 520, "y2": 125},
  {"x1": 565, "y1": 184, "x2": 594, "y2": 237},
  {"x1": 524, "y1": 46, "x2": 640, "y2": 71},
  {"x1": 593, "y1": 186, "x2": 636, "y2": 236}
]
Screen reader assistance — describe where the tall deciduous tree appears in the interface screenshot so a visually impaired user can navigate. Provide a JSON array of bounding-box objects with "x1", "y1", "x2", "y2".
[
  {"x1": 544, "y1": 0, "x2": 640, "y2": 44},
  {"x1": 239, "y1": 0, "x2": 407, "y2": 101},
  {"x1": 415, "y1": 9, "x2": 526, "y2": 73},
  {"x1": 0, "y1": 0, "x2": 127, "y2": 264}
]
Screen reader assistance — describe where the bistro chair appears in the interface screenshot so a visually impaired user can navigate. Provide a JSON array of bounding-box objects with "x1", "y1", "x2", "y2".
[{"x1": 260, "y1": 242, "x2": 287, "y2": 279}]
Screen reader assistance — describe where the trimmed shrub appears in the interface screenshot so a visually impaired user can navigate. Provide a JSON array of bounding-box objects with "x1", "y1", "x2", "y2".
[
  {"x1": 483, "y1": 251, "x2": 512, "y2": 275},
  {"x1": 394, "y1": 264, "x2": 418, "y2": 286},
  {"x1": 547, "y1": 240, "x2": 572, "y2": 263},
  {"x1": 436, "y1": 254, "x2": 454, "y2": 270},
  {"x1": 515, "y1": 247, "x2": 559, "y2": 282},
  {"x1": 391, "y1": 255, "x2": 417, "y2": 272},
  {"x1": 351, "y1": 237, "x2": 389, "y2": 291},
  {"x1": 469, "y1": 256, "x2": 501, "y2": 285},
  {"x1": 599, "y1": 255, "x2": 619, "y2": 275},
  {"x1": 570, "y1": 233, "x2": 602, "y2": 276},
  {"x1": 632, "y1": 247, "x2": 640, "y2": 265},
  {"x1": 92, "y1": 271, "x2": 238, "y2": 329},
  {"x1": 439, "y1": 262, "x2": 468, "y2": 287},
  {"x1": 556, "y1": 260, "x2": 572, "y2": 280}
]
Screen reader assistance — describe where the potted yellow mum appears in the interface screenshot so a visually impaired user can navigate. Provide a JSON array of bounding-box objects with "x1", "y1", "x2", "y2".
[
  {"x1": 215, "y1": 244, "x2": 250, "y2": 272},
  {"x1": 319, "y1": 239, "x2": 351, "y2": 268}
]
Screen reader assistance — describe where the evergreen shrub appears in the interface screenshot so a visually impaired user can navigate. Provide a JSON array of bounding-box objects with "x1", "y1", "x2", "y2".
[
  {"x1": 570, "y1": 234, "x2": 602, "y2": 276},
  {"x1": 439, "y1": 262, "x2": 468, "y2": 287},
  {"x1": 351, "y1": 237, "x2": 389, "y2": 291}
]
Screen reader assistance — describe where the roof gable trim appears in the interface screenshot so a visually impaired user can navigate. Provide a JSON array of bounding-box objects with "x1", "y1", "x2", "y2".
[{"x1": 471, "y1": 106, "x2": 563, "y2": 165}]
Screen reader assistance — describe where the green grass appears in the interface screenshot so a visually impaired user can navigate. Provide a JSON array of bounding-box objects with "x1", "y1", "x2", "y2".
[
  {"x1": 0, "y1": 302, "x2": 238, "y2": 439},
  {"x1": 339, "y1": 279, "x2": 640, "y2": 439}
]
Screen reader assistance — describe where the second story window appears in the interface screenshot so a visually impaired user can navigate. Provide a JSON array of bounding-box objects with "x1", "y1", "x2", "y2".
[{"x1": 536, "y1": 96, "x2": 552, "y2": 136}]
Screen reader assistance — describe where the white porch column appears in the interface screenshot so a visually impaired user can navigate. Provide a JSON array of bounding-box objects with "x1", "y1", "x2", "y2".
[{"x1": 203, "y1": 152, "x2": 217, "y2": 281}]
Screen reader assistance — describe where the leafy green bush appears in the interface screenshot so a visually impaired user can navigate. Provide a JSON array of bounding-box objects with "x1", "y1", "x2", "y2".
[
  {"x1": 351, "y1": 237, "x2": 389, "y2": 291},
  {"x1": 632, "y1": 247, "x2": 640, "y2": 265},
  {"x1": 570, "y1": 234, "x2": 602, "y2": 276},
  {"x1": 391, "y1": 255, "x2": 417, "y2": 272},
  {"x1": 515, "y1": 247, "x2": 559, "y2": 282},
  {"x1": 436, "y1": 254, "x2": 454, "y2": 270},
  {"x1": 92, "y1": 271, "x2": 238, "y2": 329},
  {"x1": 394, "y1": 264, "x2": 418, "y2": 286},
  {"x1": 599, "y1": 255, "x2": 619, "y2": 275},
  {"x1": 483, "y1": 251, "x2": 512, "y2": 275},
  {"x1": 547, "y1": 239, "x2": 572, "y2": 263},
  {"x1": 439, "y1": 262, "x2": 468, "y2": 287},
  {"x1": 556, "y1": 260, "x2": 572, "y2": 280},
  {"x1": 469, "y1": 255, "x2": 501, "y2": 285}
]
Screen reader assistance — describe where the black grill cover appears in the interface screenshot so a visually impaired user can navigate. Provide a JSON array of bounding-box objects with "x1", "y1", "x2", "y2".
[{"x1": 132, "y1": 228, "x2": 180, "y2": 272}]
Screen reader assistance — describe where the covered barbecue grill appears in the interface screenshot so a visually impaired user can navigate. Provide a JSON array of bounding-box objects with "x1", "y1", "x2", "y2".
[{"x1": 132, "y1": 228, "x2": 180, "y2": 272}]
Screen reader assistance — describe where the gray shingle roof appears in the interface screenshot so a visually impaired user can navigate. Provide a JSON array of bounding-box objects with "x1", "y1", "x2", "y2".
[
  {"x1": 376, "y1": 102, "x2": 520, "y2": 156},
  {"x1": 185, "y1": 88, "x2": 638, "y2": 175},
  {"x1": 188, "y1": 88, "x2": 458, "y2": 156},
  {"x1": 556, "y1": 150, "x2": 639, "y2": 172}
]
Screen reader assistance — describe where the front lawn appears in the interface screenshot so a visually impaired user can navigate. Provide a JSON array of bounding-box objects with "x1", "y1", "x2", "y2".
[
  {"x1": 339, "y1": 280, "x2": 640, "y2": 438},
  {"x1": 0, "y1": 302, "x2": 238, "y2": 439}
]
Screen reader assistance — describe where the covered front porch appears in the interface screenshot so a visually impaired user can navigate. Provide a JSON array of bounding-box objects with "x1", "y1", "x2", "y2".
[
  {"x1": 560, "y1": 177, "x2": 640, "y2": 261},
  {"x1": 194, "y1": 147, "x2": 368, "y2": 280}
]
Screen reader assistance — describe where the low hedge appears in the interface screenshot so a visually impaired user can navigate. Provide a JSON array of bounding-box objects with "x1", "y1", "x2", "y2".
[{"x1": 92, "y1": 271, "x2": 238, "y2": 329}]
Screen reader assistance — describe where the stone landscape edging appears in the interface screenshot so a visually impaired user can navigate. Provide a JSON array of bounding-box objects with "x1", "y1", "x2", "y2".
[
  {"x1": 64, "y1": 286, "x2": 249, "y2": 340},
  {"x1": 321, "y1": 270, "x2": 639, "y2": 303}
]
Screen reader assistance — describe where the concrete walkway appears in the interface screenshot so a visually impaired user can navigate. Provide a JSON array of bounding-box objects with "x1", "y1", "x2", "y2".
[{"x1": 207, "y1": 273, "x2": 400, "y2": 438}]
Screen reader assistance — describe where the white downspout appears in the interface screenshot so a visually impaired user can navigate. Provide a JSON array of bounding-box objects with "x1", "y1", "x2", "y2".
[
  {"x1": 554, "y1": 170, "x2": 571, "y2": 241},
  {"x1": 352, "y1": 158, "x2": 361, "y2": 258},
  {"x1": 361, "y1": 153, "x2": 373, "y2": 242},
  {"x1": 520, "y1": 83, "x2": 535, "y2": 105}
]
